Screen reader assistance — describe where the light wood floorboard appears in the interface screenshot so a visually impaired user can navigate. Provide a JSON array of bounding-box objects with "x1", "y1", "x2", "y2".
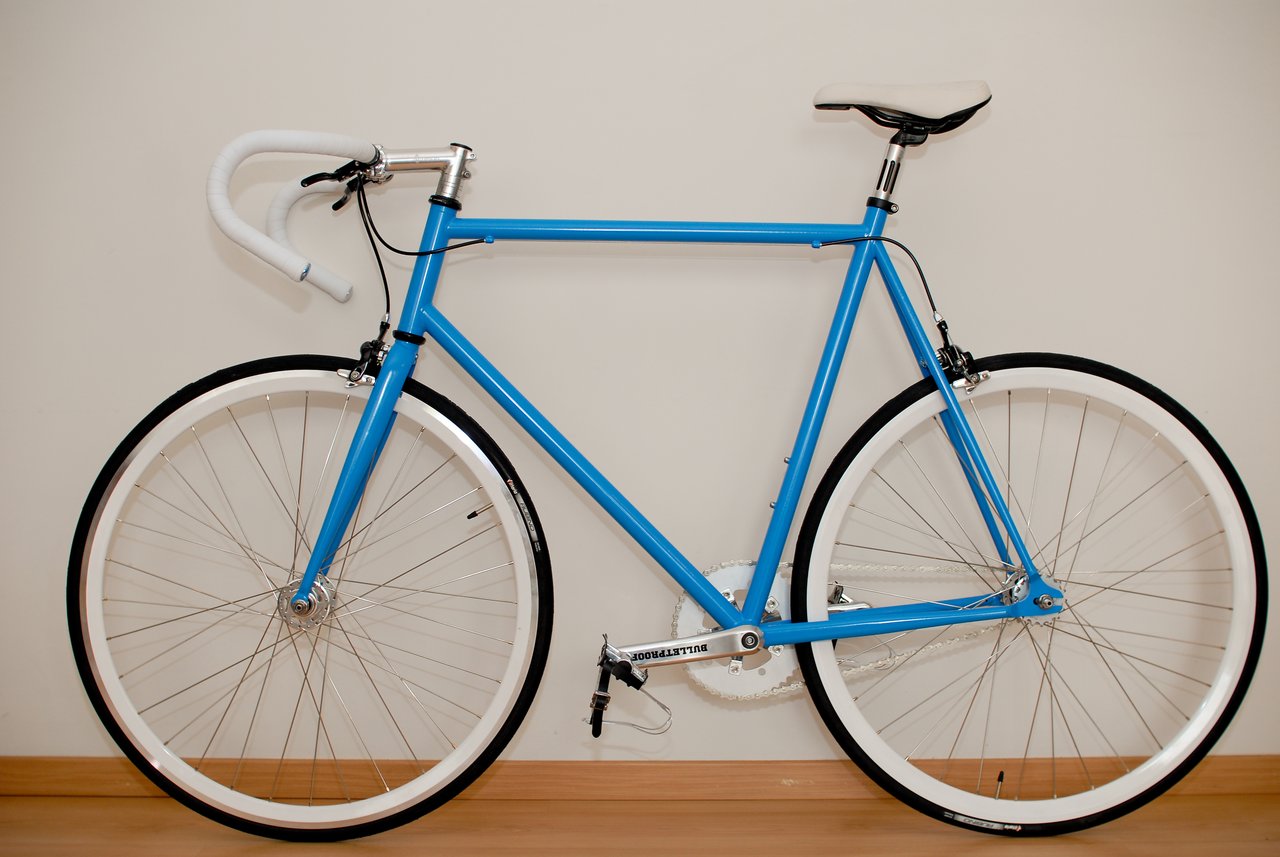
[{"x1": 1, "y1": 793, "x2": 1277, "y2": 856}]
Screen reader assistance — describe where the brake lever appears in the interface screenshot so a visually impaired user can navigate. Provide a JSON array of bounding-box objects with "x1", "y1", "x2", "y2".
[
  {"x1": 330, "y1": 177, "x2": 362, "y2": 212},
  {"x1": 300, "y1": 159, "x2": 363, "y2": 188}
]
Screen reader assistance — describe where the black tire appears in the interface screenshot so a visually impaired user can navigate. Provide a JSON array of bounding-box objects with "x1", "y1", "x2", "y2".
[
  {"x1": 793, "y1": 353, "x2": 1265, "y2": 835},
  {"x1": 68, "y1": 355, "x2": 553, "y2": 840}
]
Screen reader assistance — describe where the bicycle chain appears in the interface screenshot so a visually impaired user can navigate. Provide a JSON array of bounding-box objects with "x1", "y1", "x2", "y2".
[{"x1": 671, "y1": 560, "x2": 996, "y2": 702}]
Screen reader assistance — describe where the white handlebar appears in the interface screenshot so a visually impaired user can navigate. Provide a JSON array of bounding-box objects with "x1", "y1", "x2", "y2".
[
  {"x1": 207, "y1": 130, "x2": 377, "y2": 299},
  {"x1": 265, "y1": 179, "x2": 356, "y2": 302}
]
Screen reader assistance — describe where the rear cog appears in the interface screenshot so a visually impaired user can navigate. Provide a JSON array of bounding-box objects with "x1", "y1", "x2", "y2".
[{"x1": 673, "y1": 561, "x2": 799, "y2": 700}]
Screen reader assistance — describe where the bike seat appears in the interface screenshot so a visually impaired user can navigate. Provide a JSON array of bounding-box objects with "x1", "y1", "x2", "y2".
[{"x1": 814, "y1": 81, "x2": 991, "y2": 136}]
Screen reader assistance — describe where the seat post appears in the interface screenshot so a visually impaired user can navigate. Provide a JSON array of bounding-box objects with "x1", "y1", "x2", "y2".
[{"x1": 869, "y1": 127, "x2": 929, "y2": 213}]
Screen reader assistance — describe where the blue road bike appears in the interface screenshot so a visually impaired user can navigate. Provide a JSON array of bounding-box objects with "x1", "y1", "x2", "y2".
[{"x1": 68, "y1": 82, "x2": 1266, "y2": 840}]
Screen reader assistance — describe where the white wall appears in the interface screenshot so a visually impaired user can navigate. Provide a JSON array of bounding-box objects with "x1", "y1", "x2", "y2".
[{"x1": 1, "y1": 0, "x2": 1276, "y2": 761}]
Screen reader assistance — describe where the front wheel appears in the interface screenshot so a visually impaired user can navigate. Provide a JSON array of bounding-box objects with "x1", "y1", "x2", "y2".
[
  {"x1": 68, "y1": 355, "x2": 553, "y2": 840},
  {"x1": 793, "y1": 353, "x2": 1265, "y2": 835}
]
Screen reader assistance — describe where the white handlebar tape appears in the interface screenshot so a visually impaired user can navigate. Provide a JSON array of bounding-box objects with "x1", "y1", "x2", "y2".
[
  {"x1": 207, "y1": 130, "x2": 377, "y2": 293},
  {"x1": 265, "y1": 179, "x2": 357, "y2": 302}
]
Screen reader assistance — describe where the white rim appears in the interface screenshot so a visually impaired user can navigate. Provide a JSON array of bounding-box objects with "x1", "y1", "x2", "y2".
[
  {"x1": 806, "y1": 365, "x2": 1256, "y2": 826},
  {"x1": 79, "y1": 368, "x2": 538, "y2": 829}
]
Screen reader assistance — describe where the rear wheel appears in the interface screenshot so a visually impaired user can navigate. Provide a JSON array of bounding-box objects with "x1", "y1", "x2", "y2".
[
  {"x1": 794, "y1": 353, "x2": 1265, "y2": 835},
  {"x1": 69, "y1": 355, "x2": 553, "y2": 840}
]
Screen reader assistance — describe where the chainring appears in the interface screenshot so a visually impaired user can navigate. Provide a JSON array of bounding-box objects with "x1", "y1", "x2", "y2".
[{"x1": 672, "y1": 561, "x2": 800, "y2": 700}]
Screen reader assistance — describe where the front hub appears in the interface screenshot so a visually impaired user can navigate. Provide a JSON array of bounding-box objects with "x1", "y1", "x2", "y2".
[{"x1": 277, "y1": 575, "x2": 336, "y2": 630}]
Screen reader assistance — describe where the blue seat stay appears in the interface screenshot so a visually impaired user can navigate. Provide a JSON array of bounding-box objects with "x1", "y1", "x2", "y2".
[{"x1": 870, "y1": 242, "x2": 1045, "y2": 583}]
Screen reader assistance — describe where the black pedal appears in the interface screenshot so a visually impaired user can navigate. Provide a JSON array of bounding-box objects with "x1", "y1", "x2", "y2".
[
  {"x1": 588, "y1": 667, "x2": 612, "y2": 738},
  {"x1": 587, "y1": 638, "x2": 649, "y2": 738}
]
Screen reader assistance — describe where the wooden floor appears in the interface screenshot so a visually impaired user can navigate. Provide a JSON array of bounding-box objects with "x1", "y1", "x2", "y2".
[{"x1": 2, "y1": 793, "x2": 1277, "y2": 856}]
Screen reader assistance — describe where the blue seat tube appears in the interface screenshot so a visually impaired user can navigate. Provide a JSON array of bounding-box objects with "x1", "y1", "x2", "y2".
[
  {"x1": 291, "y1": 202, "x2": 456, "y2": 607},
  {"x1": 739, "y1": 210, "x2": 885, "y2": 625}
]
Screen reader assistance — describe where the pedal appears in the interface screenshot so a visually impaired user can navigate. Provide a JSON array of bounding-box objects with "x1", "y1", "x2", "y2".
[
  {"x1": 586, "y1": 637, "x2": 673, "y2": 738},
  {"x1": 588, "y1": 638, "x2": 646, "y2": 738}
]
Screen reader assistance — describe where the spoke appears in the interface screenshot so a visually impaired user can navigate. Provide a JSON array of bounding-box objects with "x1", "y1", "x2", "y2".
[
  {"x1": 153, "y1": 454, "x2": 275, "y2": 583},
  {"x1": 1060, "y1": 408, "x2": 1129, "y2": 585},
  {"x1": 270, "y1": 623, "x2": 333, "y2": 799},
  {"x1": 298, "y1": 394, "x2": 352, "y2": 545},
  {"x1": 1026, "y1": 389, "x2": 1052, "y2": 550},
  {"x1": 1059, "y1": 618, "x2": 1161, "y2": 750},
  {"x1": 974, "y1": 621, "x2": 1008, "y2": 795},
  {"x1": 334, "y1": 562, "x2": 517, "y2": 620},
  {"x1": 965, "y1": 398, "x2": 1045, "y2": 562},
  {"x1": 105, "y1": 558, "x2": 277, "y2": 638},
  {"x1": 344, "y1": 561, "x2": 514, "y2": 596},
  {"x1": 231, "y1": 618, "x2": 289, "y2": 793},
  {"x1": 292, "y1": 623, "x2": 356, "y2": 806},
  {"x1": 848, "y1": 504, "x2": 1003, "y2": 569},
  {"x1": 1026, "y1": 630, "x2": 1092, "y2": 796},
  {"x1": 227, "y1": 408, "x2": 315, "y2": 559},
  {"x1": 1049, "y1": 398, "x2": 1090, "y2": 579},
  {"x1": 1070, "y1": 611, "x2": 1201, "y2": 723},
  {"x1": 888, "y1": 623, "x2": 1031, "y2": 755},
  {"x1": 310, "y1": 626, "x2": 338, "y2": 805},
  {"x1": 344, "y1": 524, "x2": 502, "y2": 604},
  {"x1": 138, "y1": 628, "x2": 302, "y2": 717},
  {"x1": 941, "y1": 621, "x2": 1007, "y2": 782},
  {"x1": 337, "y1": 587, "x2": 515, "y2": 620},
  {"x1": 114, "y1": 595, "x2": 279, "y2": 689},
  {"x1": 1066, "y1": 528, "x2": 1231, "y2": 613},
  {"x1": 130, "y1": 486, "x2": 286, "y2": 578},
  {"x1": 1031, "y1": 427, "x2": 1160, "y2": 572},
  {"x1": 334, "y1": 606, "x2": 474, "y2": 752},
  {"x1": 1067, "y1": 567, "x2": 1233, "y2": 575},
  {"x1": 106, "y1": 587, "x2": 277, "y2": 642},
  {"x1": 899, "y1": 430, "x2": 999, "y2": 586},
  {"x1": 336, "y1": 589, "x2": 514, "y2": 646},
  {"x1": 196, "y1": 599, "x2": 283, "y2": 772},
  {"x1": 1048, "y1": 624, "x2": 1212, "y2": 689},
  {"x1": 834, "y1": 629, "x2": 914, "y2": 667},
  {"x1": 320, "y1": 621, "x2": 503, "y2": 685},
  {"x1": 161, "y1": 630, "x2": 298, "y2": 749},
  {"x1": 834, "y1": 541, "x2": 1008, "y2": 574},
  {"x1": 331, "y1": 487, "x2": 482, "y2": 568},
  {"x1": 1066, "y1": 579, "x2": 1232, "y2": 610},
  {"x1": 1016, "y1": 625, "x2": 1053, "y2": 798},
  {"x1": 1052, "y1": 616, "x2": 1226, "y2": 650},
  {"x1": 330, "y1": 455, "x2": 460, "y2": 568},
  {"x1": 325, "y1": 611, "x2": 432, "y2": 767},
  {"x1": 1035, "y1": 632, "x2": 1130, "y2": 770},
  {"x1": 188, "y1": 425, "x2": 275, "y2": 591},
  {"x1": 868, "y1": 471, "x2": 997, "y2": 588},
  {"x1": 116, "y1": 520, "x2": 291, "y2": 575},
  {"x1": 858, "y1": 623, "x2": 968, "y2": 708},
  {"x1": 1030, "y1": 459, "x2": 1187, "y2": 572},
  {"x1": 290, "y1": 393, "x2": 310, "y2": 572}
]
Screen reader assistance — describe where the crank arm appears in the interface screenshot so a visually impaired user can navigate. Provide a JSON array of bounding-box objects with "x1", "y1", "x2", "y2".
[{"x1": 616, "y1": 625, "x2": 762, "y2": 669}]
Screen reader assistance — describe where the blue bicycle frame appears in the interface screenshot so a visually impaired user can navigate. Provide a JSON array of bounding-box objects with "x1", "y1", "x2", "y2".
[{"x1": 294, "y1": 198, "x2": 1064, "y2": 645}]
